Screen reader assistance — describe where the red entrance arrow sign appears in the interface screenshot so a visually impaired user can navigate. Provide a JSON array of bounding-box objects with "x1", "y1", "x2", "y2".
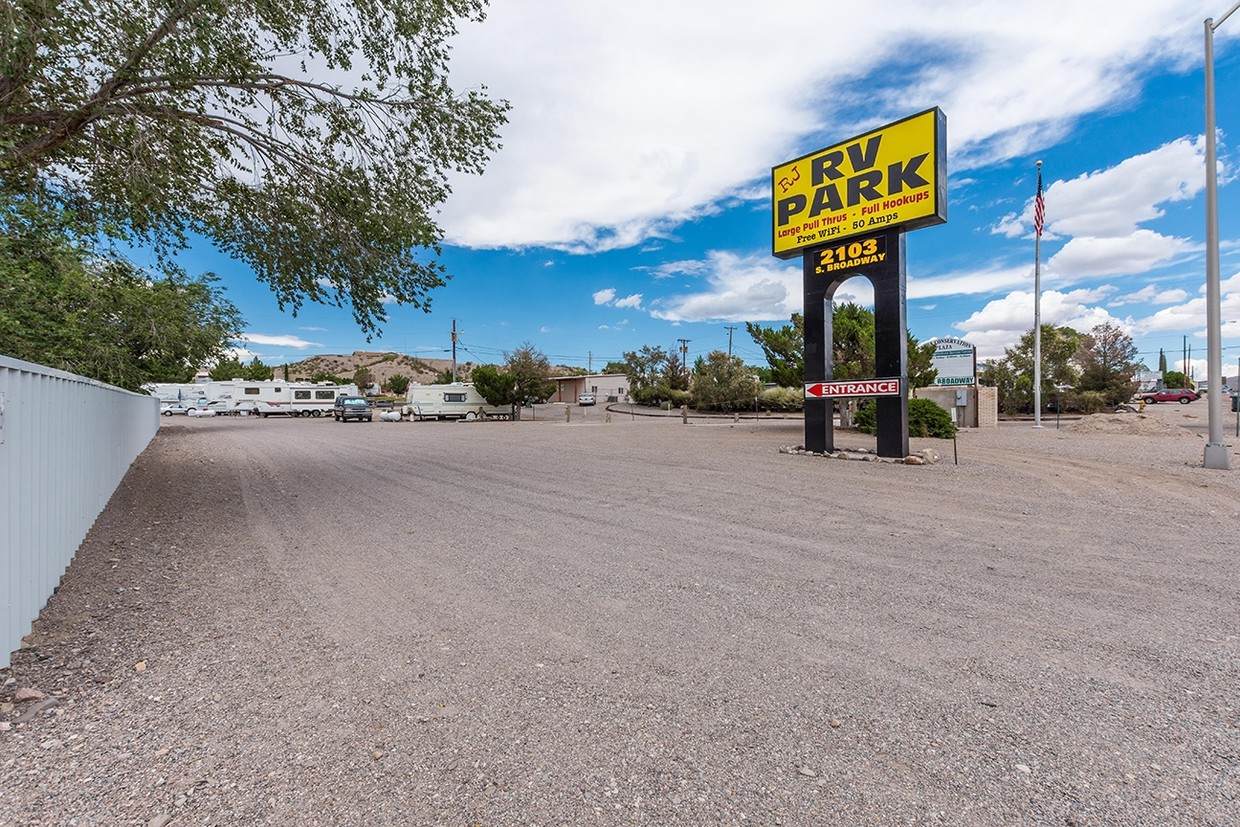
[{"x1": 804, "y1": 378, "x2": 902, "y2": 398}]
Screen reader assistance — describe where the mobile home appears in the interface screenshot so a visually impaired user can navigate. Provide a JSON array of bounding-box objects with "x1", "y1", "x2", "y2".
[{"x1": 403, "y1": 383, "x2": 510, "y2": 421}]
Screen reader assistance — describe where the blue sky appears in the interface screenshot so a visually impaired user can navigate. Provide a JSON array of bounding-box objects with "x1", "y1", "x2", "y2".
[{"x1": 171, "y1": 2, "x2": 1240, "y2": 381}]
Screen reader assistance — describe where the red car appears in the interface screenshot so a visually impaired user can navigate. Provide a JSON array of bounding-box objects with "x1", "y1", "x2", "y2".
[{"x1": 1141, "y1": 389, "x2": 1195, "y2": 404}]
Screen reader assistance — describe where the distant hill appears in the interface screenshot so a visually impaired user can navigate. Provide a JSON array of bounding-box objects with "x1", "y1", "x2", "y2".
[
  {"x1": 281, "y1": 350, "x2": 587, "y2": 391},
  {"x1": 284, "y1": 352, "x2": 467, "y2": 388}
]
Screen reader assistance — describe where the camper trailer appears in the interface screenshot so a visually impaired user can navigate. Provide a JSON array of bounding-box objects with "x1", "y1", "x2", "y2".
[
  {"x1": 231, "y1": 381, "x2": 357, "y2": 417},
  {"x1": 403, "y1": 383, "x2": 511, "y2": 421},
  {"x1": 146, "y1": 383, "x2": 211, "y2": 408}
]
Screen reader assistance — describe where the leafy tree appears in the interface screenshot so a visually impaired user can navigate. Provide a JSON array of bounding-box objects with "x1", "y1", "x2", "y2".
[
  {"x1": 353, "y1": 366, "x2": 374, "y2": 394},
  {"x1": 1, "y1": 0, "x2": 509, "y2": 336},
  {"x1": 505, "y1": 342, "x2": 556, "y2": 406},
  {"x1": 244, "y1": 357, "x2": 273, "y2": 380},
  {"x1": 308, "y1": 371, "x2": 349, "y2": 385},
  {"x1": 432, "y1": 367, "x2": 456, "y2": 384},
  {"x1": 661, "y1": 352, "x2": 690, "y2": 391},
  {"x1": 907, "y1": 340, "x2": 938, "y2": 389},
  {"x1": 1163, "y1": 370, "x2": 1187, "y2": 389},
  {"x1": 978, "y1": 358, "x2": 1029, "y2": 416},
  {"x1": 746, "y1": 305, "x2": 935, "y2": 387},
  {"x1": 1, "y1": 230, "x2": 241, "y2": 391},
  {"x1": 690, "y1": 351, "x2": 761, "y2": 411},
  {"x1": 617, "y1": 345, "x2": 671, "y2": 391},
  {"x1": 209, "y1": 356, "x2": 249, "y2": 381},
  {"x1": 746, "y1": 313, "x2": 804, "y2": 388},
  {"x1": 386, "y1": 373, "x2": 410, "y2": 395},
  {"x1": 602, "y1": 360, "x2": 629, "y2": 375},
  {"x1": 979, "y1": 324, "x2": 1082, "y2": 414},
  {"x1": 1158, "y1": 348, "x2": 1167, "y2": 375},
  {"x1": 1074, "y1": 323, "x2": 1138, "y2": 406},
  {"x1": 471, "y1": 364, "x2": 517, "y2": 408},
  {"x1": 831, "y1": 303, "x2": 875, "y2": 380}
]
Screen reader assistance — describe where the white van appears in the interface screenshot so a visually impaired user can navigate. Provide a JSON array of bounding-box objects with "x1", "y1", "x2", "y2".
[{"x1": 403, "y1": 383, "x2": 511, "y2": 421}]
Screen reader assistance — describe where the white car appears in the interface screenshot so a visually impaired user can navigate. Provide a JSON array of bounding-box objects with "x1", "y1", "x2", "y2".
[
  {"x1": 578, "y1": 393, "x2": 596, "y2": 406},
  {"x1": 159, "y1": 403, "x2": 196, "y2": 416}
]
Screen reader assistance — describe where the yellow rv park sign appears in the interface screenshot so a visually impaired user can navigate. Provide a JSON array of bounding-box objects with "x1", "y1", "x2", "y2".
[{"x1": 772, "y1": 108, "x2": 947, "y2": 259}]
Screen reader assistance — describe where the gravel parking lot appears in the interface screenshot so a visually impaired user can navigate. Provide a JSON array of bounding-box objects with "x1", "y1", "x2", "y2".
[{"x1": 2, "y1": 404, "x2": 1239, "y2": 825}]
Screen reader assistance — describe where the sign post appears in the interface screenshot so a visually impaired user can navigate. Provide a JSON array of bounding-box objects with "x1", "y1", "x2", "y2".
[{"x1": 774, "y1": 108, "x2": 947, "y2": 458}]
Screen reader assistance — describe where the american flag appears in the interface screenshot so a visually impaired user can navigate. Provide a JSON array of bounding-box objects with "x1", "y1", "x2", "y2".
[{"x1": 1034, "y1": 167, "x2": 1045, "y2": 237}]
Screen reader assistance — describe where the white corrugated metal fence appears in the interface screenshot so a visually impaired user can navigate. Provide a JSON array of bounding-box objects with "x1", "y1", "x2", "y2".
[{"x1": 1, "y1": 355, "x2": 159, "y2": 668}]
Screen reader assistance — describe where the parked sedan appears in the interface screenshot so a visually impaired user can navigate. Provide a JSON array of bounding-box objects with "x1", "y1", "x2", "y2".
[
  {"x1": 1141, "y1": 389, "x2": 1196, "y2": 404},
  {"x1": 159, "y1": 403, "x2": 196, "y2": 416}
]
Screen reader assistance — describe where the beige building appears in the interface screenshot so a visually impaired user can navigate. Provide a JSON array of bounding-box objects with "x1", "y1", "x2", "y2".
[{"x1": 552, "y1": 373, "x2": 630, "y2": 404}]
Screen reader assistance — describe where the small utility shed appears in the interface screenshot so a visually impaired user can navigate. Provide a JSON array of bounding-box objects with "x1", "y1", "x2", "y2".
[{"x1": 553, "y1": 373, "x2": 630, "y2": 403}]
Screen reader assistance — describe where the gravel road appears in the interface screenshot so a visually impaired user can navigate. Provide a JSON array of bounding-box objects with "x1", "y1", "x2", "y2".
[{"x1": 2, "y1": 403, "x2": 1239, "y2": 826}]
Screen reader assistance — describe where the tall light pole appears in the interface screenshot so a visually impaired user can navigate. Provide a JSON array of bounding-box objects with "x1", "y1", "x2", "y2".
[{"x1": 1203, "y1": 4, "x2": 1239, "y2": 470}]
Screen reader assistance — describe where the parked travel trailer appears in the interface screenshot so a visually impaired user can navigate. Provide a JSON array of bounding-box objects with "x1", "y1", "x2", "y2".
[
  {"x1": 403, "y1": 383, "x2": 511, "y2": 421},
  {"x1": 145, "y1": 383, "x2": 212, "y2": 408},
  {"x1": 146, "y1": 380, "x2": 355, "y2": 417},
  {"x1": 232, "y1": 381, "x2": 357, "y2": 416}
]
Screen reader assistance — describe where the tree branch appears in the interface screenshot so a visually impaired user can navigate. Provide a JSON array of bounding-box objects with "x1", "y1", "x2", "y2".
[{"x1": 4, "y1": 0, "x2": 210, "y2": 168}]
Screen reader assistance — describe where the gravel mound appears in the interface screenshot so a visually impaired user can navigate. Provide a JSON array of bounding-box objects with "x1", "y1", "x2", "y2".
[{"x1": 1063, "y1": 410, "x2": 1198, "y2": 437}]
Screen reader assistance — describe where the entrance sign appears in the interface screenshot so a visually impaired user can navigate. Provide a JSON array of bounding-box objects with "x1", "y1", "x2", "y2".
[
  {"x1": 772, "y1": 108, "x2": 947, "y2": 259},
  {"x1": 928, "y1": 337, "x2": 976, "y2": 386},
  {"x1": 780, "y1": 108, "x2": 948, "y2": 459},
  {"x1": 805, "y1": 379, "x2": 901, "y2": 398}
]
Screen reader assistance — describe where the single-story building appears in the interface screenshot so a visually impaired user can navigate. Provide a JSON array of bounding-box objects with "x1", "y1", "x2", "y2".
[{"x1": 552, "y1": 373, "x2": 630, "y2": 404}]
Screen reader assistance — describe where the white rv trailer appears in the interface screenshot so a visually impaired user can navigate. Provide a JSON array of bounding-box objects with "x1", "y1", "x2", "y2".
[
  {"x1": 146, "y1": 380, "x2": 356, "y2": 416},
  {"x1": 145, "y1": 383, "x2": 212, "y2": 407},
  {"x1": 229, "y1": 381, "x2": 357, "y2": 417},
  {"x1": 403, "y1": 383, "x2": 511, "y2": 421}
]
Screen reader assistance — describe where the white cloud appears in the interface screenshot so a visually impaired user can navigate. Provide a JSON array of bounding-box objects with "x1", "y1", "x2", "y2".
[
  {"x1": 909, "y1": 265, "x2": 1039, "y2": 300},
  {"x1": 1109, "y1": 284, "x2": 1190, "y2": 306},
  {"x1": 649, "y1": 251, "x2": 802, "y2": 322},
  {"x1": 594, "y1": 288, "x2": 643, "y2": 310},
  {"x1": 997, "y1": 136, "x2": 1208, "y2": 240},
  {"x1": 1130, "y1": 269, "x2": 1240, "y2": 335},
  {"x1": 646, "y1": 259, "x2": 711, "y2": 280},
  {"x1": 239, "y1": 333, "x2": 320, "y2": 348},
  {"x1": 1049, "y1": 230, "x2": 1191, "y2": 277},
  {"x1": 440, "y1": 2, "x2": 1214, "y2": 251}
]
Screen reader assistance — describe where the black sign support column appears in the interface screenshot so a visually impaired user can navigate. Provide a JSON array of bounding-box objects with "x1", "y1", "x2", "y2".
[
  {"x1": 802, "y1": 251, "x2": 832, "y2": 454},
  {"x1": 802, "y1": 229, "x2": 910, "y2": 458}
]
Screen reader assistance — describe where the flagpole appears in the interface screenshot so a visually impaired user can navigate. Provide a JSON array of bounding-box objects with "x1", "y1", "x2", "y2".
[{"x1": 1033, "y1": 160, "x2": 1043, "y2": 428}]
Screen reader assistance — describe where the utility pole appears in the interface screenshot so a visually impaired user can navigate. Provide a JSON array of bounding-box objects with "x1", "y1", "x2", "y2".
[
  {"x1": 677, "y1": 339, "x2": 691, "y2": 376},
  {"x1": 451, "y1": 319, "x2": 458, "y2": 383},
  {"x1": 588, "y1": 351, "x2": 592, "y2": 374},
  {"x1": 725, "y1": 325, "x2": 736, "y2": 357}
]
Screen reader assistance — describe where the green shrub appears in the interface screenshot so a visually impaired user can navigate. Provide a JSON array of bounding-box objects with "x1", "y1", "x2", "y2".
[
  {"x1": 1078, "y1": 390, "x2": 1109, "y2": 414},
  {"x1": 759, "y1": 387, "x2": 804, "y2": 412},
  {"x1": 632, "y1": 384, "x2": 692, "y2": 408},
  {"x1": 854, "y1": 397, "x2": 956, "y2": 438}
]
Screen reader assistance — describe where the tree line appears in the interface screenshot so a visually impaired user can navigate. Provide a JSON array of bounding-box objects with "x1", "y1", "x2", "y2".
[
  {"x1": 3, "y1": 0, "x2": 508, "y2": 387},
  {"x1": 978, "y1": 322, "x2": 1141, "y2": 415}
]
